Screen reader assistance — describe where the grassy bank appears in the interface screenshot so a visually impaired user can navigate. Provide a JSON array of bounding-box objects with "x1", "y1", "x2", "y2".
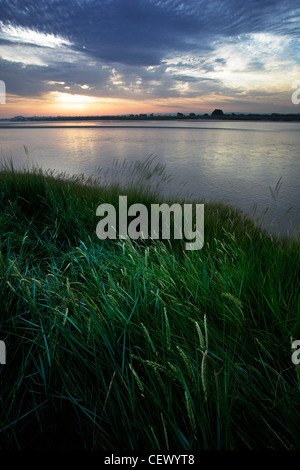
[{"x1": 0, "y1": 159, "x2": 299, "y2": 450}]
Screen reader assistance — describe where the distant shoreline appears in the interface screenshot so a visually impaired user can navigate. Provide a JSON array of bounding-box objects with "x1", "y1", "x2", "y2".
[{"x1": 1, "y1": 113, "x2": 300, "y2": 123}]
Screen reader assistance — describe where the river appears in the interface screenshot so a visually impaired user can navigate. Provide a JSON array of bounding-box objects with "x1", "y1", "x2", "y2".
[{"x1": 0, "y1": 119, "x2": 299, "y2": 237}]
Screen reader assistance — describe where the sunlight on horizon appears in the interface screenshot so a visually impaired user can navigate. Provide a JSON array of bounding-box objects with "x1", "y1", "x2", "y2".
[{"x1": 2, "y1": 92, "x2": 216, "y2": 118}]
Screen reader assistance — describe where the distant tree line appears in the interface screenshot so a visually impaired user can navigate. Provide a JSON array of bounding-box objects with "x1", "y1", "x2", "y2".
[{"x1": 8, "y1": 109, "x2": 300, "y2": 122}]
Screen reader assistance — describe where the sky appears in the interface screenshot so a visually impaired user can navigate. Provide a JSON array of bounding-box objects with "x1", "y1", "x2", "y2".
[{"x1": 0, "y1": 0, "x2": 300, "y2": 118}]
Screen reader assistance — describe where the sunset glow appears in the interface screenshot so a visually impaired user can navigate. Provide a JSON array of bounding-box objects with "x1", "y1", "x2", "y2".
[{"x1": 0, "y1": 1, "x2": 299, "y2": 118}]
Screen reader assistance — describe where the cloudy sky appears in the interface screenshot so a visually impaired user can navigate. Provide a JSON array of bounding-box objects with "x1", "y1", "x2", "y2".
[{"x1": 0, "y1": 0, "x2": 300, "y2": 117}]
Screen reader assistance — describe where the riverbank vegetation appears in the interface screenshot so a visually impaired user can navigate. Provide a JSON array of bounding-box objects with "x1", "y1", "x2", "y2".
[
  {"x1": 6, "y1": 111, "x2": 300, "y2": 123},
  {"x1": 0, "y1": 158, "x2": 299, "y2": 450}
]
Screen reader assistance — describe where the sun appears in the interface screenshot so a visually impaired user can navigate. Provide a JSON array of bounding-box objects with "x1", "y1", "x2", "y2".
[{"x1": 45, "y1": 91, "x2": 101, "y2": 113}]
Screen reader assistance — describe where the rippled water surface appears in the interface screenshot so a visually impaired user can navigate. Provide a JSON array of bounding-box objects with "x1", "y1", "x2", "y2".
[{"x1": 0, "y1": 119, "x2": 299, "y2": 237}]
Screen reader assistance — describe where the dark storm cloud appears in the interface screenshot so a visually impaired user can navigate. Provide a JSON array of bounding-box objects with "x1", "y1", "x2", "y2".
[{"x1": 1, "y1": 0, "x2": 299, "y2": 67}]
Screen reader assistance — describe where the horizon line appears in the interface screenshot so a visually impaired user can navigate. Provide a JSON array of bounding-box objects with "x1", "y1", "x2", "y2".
[{"x1": 2, "y1": 111, "x2": 300, "y2": 120}]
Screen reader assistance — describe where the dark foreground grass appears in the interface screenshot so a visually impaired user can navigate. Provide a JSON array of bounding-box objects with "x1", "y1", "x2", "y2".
[{"x1": 0, "y1": 158, "x2": 299, "y2": 450}]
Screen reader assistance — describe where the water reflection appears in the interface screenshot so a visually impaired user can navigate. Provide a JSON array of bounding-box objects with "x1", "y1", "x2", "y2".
[{"x1": 0, "y1": 121, "x2": 299, "y2": 237}]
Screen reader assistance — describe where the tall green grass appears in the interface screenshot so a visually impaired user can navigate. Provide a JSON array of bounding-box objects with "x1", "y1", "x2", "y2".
[{"x1": 0, "y1": 158, "x2": 299, "y2": 450}]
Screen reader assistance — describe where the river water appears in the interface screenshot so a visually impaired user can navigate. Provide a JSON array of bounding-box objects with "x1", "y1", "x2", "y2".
[{"x1": 0, "y1": 119, "x2": 299, "y2": 238}]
